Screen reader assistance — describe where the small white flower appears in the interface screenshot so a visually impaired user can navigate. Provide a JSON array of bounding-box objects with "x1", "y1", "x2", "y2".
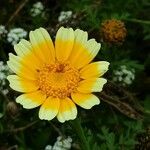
[
  {"x1": 0, "y1": 72, "x2": 6, "y2": 80},
  {"x1": 123, "y1": 77, "x2": 132, "y2": 85},
  {"x1": 0, "y1": 61, "x2": 12, "y2": 95},
  {"x1": 67, "y1": 137, "x2": 72, "y2": 143},
  {"x1": 58, "y1": 11, "x2": 72, "y2": 22},
  {"x1": 114, "y1": 70, "x2": 123, "y2": 76},
  {"x1": 113, "y1": 65, "x2": 135, "y2": 86},
  {"x1": 118, "y1": 76, "x2": 122, "y2": 82},
  {"x1": 2, "y1": 89, "x2": 9, "y2": 95},
  {"x1": 46, "y1": 136, "x2": 72, "y2": 150},
  {"x1": 0, "y1": 25, "x2": 7, "y2": 37},
  {"x1": 54, "y1": 136, "x2": 72, "y2": 150},
  {"x1": 30, "y1": 1, "x2": 44, "y2": 17},
  {"x1": 45, "y1": 145, "x2": 52, "y2": 150},
  {"x1": 7, "y1": 28, "x2": 27, "y2": 45}
]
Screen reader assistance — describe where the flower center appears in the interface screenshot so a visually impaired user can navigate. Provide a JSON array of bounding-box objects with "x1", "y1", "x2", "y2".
[{"x1": 37, "y1": 62, "x2": 80, "y2": 99}]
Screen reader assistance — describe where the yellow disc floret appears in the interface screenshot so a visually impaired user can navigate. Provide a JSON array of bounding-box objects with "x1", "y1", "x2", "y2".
[{"x1": 37, "y1": 62, "x2": 80, "y2": 99}]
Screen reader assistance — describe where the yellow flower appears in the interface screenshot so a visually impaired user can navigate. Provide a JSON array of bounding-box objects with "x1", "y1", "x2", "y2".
[{"x1": 7, "y1": 27, "x2": 109, "y2": 123}]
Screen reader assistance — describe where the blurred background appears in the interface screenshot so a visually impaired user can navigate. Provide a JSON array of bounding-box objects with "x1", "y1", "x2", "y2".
[{"x1": 0, "y1": 0, "x2": 150, "y2": 150}]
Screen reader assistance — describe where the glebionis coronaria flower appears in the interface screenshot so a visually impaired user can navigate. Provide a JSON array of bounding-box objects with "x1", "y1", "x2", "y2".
[{"x1": 7, "y1": 27, "x2": 109, "y2": 123}]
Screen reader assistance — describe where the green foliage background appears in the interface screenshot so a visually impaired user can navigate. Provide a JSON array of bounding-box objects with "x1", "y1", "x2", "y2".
[{"x1": 0, "y1": 0, "x2": 150, "y2": 149}]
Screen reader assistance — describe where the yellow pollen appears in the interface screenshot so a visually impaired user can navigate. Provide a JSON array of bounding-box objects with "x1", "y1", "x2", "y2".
[{"x1": 37, "y1": 62, "x2": 80, "y2": 99}]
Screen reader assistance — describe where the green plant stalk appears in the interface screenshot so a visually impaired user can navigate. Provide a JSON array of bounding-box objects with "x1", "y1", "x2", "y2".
[
  {"x1": 125, "y1": 18, "x2": 150, "y2": 25},
  {"x1": 70, "y1": 118, "x2": 90, "y2": 150}
]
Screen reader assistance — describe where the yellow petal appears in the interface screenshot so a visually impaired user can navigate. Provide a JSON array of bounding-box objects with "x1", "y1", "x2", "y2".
[
  {"x1": 29, "y1": 28, "x2": 55, "y2": 63},
  {"x1": 80, "y1": 61, "x2": 110, "y2": 79},
  {"x1": 77, "y1": 78, "x2": 107, "y2": 93},
  {"x1": 55, "y1": 27, "x2": 74, "y2": 61},
  {"x1": 14, "y1": 39, "x2": 42, "y2": 70},
  {"x1": 39, "y1": 97, "x2": 60, "y2": 120},
  {"x1": 14, "y1": 39, "x2": 31, "y2": 56},
  {"x1": 16, "y1": 90, "x2": 46, "y2": 109},
  {"x1": 57, "y1": 98, "x2": 77, "y2": 123},
  {"x1": 7, "y1": 53, "x2": 37, "y2": 80},
  {"x1": 7, "y1": 75, "x2": 38, "y2": 92},
  {"x1": 68, "y1": 29, "x2": 101, "y2": 69},
  {"x1": 71, "y1": 93, "x2": 100, "y2": 109}
]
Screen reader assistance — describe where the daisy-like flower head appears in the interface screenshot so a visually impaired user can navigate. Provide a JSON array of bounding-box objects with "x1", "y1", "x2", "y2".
[{"x1": 7, "y1": 27, "x2": 109, "y2": 123}]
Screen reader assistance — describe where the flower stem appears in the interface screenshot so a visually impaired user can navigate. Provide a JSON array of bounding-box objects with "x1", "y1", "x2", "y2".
[
  {"x1": 70, "y1": 118, "x2": 90, "y2": 150},
  {"x1": 125, "y1": 18, "x2": 150, "y2": 25}
]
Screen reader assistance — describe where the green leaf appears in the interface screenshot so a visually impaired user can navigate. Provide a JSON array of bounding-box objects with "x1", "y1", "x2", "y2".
[{"x1": 144, "y1": 95, "x2": 150, "y2": 111}]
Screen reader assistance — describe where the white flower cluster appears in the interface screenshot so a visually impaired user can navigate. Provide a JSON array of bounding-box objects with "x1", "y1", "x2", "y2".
[
  {"x1": 58, "y1": 11, "x2": 72, "y2": 22},
  {"x1": 0, "y1": 61, "x2": 11, "y2": 94},
  {"x1": 45, "y1": 136, "x2": 72, "y2": 150},
  {"x1": 30, "y1": 1, "x2": 44, "y2": 17},
  {"x1": 113, "y1": 65, "x2": 135, "y2": 86},
  {"x1": 0, "y1": 25, "x2": 7, "y2": 37},
  {"x1": 7, "y1": 28, "x2": 27, "y2": 45}
]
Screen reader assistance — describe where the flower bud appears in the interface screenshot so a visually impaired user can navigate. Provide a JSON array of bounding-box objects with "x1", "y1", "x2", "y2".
[
  {"x1": 101, "y1": 19, "x2": 127, "y2": 44},
  {"x1": 6, "y1": 101, "x2": 18, "y2": 116}
]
